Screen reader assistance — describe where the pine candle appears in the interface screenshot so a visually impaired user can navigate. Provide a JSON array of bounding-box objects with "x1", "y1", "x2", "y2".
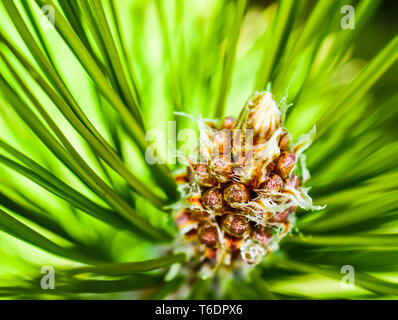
[{"x1": 173, "y1": 91, "x2": 324, "y2": 275}]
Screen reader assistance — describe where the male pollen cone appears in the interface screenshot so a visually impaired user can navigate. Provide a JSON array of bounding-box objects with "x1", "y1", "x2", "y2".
[
  {"x1": 199, "y1": 224, "x2": 220, "y2": 247},
  {"x1": 223, "y1": 183, "x2": 250, "y2": 207},
  {"x1": 221, "y1": 214, "x2": 247, "y2": 237},
  {"x1": 212, "y1": 129, "x2": 231, "y2": 155},
  {"x1": 174, "y1": 91, "x2": 322, "y2": 271},
  {"x1": 251, "y1": 227, "x2": 271, "y2": 246},
  {"x1": 220, "y1": 116, "x2": 236, "y2": 130},
  {"x1": 275, "y1": 152, "x2": 296, "y2": 178},
  {"x1": 272, "y1": 210, "x2": 289, "y2": 223},
  {"x1": 202, "y1": 188, "x2": 225, "y2": 212},
  {"x1": 261, "y1": 174, "x2": 283, "y2": 192},
  {"x1": 211, "y1": 155, "x2": 233, "y2": 181}
]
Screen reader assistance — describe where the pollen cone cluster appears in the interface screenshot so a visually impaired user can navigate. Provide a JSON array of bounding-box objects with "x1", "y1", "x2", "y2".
[{"x1": 173, "y1": 92, "x2": 323, "y2": 275}]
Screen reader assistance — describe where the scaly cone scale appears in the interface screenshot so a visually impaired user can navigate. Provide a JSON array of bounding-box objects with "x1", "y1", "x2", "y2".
[{"x1": 172, "y1": 91, "x2": 324, "y2": 277}]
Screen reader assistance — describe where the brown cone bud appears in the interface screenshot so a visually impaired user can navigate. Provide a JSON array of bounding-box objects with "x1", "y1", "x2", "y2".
[
  {"x1": 221, "y1": 214, "x2": 247, "y2": 237},
  {"x1": 212, "y1": 129, "x2": 231, "y2": 155},
  {"x1": 221, "y1": 116, "x2": 236, "y2": 130},
  {"x1": 273, "y1": 210, "x2": 289, "y2": 222},
  {"x1": 223, "y1": 183, "x2": 250, "y2": 207},
  {"x1": 211, "y1": 155, "x2": 233, "y2": 181},
  {"x1": 260, "y1": 174, "x2": 283, "y2": 192},
  {"x1": 272, "y1": 205, "x2": 297, "y2": 223},
  {"x1": 251, "y1": 227, "x2": 271, "y2": 246},
  {"x1": 275, "y1": 152, "x2": 296, "y2": 178},
  {"x1": 201, "y1": 188, "x2": 225, "y2": 211},
  {"x1": 198, "y1": 224, "x2": 220, "y2": 248},
  {"x1": 192, "y1": 164, "x2": 216, "y2": 187}
]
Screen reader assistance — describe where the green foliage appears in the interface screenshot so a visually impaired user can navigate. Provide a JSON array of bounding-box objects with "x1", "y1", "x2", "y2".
[{"x1": 0, "y1": 0, "x2": 397, "y2": 299}]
